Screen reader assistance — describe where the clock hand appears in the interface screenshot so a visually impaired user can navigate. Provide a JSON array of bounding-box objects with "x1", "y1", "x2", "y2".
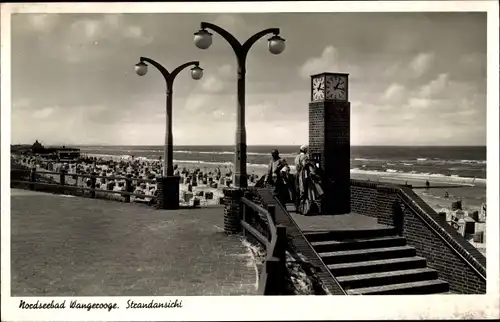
[{"x1": 334, "y1": 79, "x2": 345, "y2": 90}]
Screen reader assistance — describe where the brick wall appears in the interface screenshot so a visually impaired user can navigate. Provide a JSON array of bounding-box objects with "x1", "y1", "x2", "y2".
[
  {"x1": 350, "y1": 180, "x2": 486, "y2": 294},
  {"x1": 350, "y1": 180, "x2": 378, "y2": 217}
]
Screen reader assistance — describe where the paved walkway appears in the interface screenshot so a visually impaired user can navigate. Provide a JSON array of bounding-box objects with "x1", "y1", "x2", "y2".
[{"x1": 10, "y1": 189, "x2": 258, "y2": 296}]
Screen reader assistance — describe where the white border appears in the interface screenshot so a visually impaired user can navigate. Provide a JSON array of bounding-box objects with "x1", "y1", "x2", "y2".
[{"x1": 2, "y1": 1, "x2": 499, "y2": 321}]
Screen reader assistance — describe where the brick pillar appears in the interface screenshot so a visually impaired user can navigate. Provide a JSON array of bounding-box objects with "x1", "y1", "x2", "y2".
[
  {"x1": 156, "y1": 176, "x2": 180, "y2": 210},
  {"x1": 309, "y1": 100, "x2": 351, "y2": 215},
  {"x1": 223, "y1": 187, "x2": 243, "y2": 235}
]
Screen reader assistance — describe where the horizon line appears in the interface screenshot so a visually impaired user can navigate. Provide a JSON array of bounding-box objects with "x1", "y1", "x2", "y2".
[{"x1": 11, "y1": 143, "x2": 488, "y2": 148}]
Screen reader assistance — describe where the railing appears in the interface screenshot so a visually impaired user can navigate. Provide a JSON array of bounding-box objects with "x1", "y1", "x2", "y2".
[
  {"x1": 257, "y1": 188, "x2": 347, "y2": 295},
  {"x1": 11, "y1": 166, "x2": 158, "y2": 202},
  {"x1": 397, "y1": 187, "x2": 486, "y2": 280},
  {"x1": 240, "y1": 191, "x2": 288, "y2": 295}
]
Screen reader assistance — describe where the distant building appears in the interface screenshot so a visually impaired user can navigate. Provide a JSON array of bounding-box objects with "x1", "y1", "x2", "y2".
[
  {"x1": 39, "y1": 146, "x2": 81, "y2": 162},
  {"x1": 31, "y1": 140, "x2": 44, "y2": 153}
]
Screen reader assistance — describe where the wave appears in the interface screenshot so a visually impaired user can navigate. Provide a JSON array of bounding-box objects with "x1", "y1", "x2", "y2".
[
  {"x1": 460, "y1": 160, "x2": 487, "y2": 165},
  {"x1": 83, "y1": 153, "x2": 486, "y2": 184},
  {"x1": 81, "y1": 149, "x2": 485, "y2": 165},
  {"x1": 176, "y1": 150, "x2": 280, "y2": 156},
  {"x1": 354, "y1": 158, "x2": 381, "y2": 162},
  {"x1": 84, "y1": 153, "x2": 265, "y2": 168},
  {"x1": 350, "y1": 169, "x2": 486, "y2": 185}
]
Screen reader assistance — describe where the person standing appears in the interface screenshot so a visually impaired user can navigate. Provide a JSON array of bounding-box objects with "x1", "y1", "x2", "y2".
[
  {"x1": 173, "y1": 164, "x2": 180, "y2": 177},
  {"x1": 294, "y1": 145, "x2": 309, "y2": 209},
  {"x1": 295, "y1": 145, "x2": 323, "y2": 215},
  {"x1": 266, "y1": 149, "x2": 290, "y2": 204}
]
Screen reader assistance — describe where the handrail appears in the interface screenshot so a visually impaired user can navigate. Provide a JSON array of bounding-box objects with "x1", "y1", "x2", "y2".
[
  {"x1": 11, "y1": 180, "x2": 158, "y2": 200},
  {"x1": 12, "y1": 168, "x2": 156, "y2": 183},
  {"x1": 265, "y1": 191, "x2": 347, "y2": 295},
  {"x1": 240, "y1": 221, "x2": 268, "y2": 246},
  {"x1": 240, "y1": 197, "x2": 278, "y2": 259},
  {"x1": 396, "y1": 187, "x2": 486, "y2": 280},
  {"x1": 241, "y1": 197, "x2": 278, "y2": 252},
  {"x1": 239, "y1": 196, "x2": 281, "y2": 295}
]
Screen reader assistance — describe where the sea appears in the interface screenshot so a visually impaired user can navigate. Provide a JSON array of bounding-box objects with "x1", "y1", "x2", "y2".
[{"x1": 77, "y1": 145, "x2": 486, "y2": 184}]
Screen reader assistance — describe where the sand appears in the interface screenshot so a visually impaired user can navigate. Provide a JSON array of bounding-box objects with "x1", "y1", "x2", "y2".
[{"x1": 14, "y1": 154, "x2": 486, "y2": 215}]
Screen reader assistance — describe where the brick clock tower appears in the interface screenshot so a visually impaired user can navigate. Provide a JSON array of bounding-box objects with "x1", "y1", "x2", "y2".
[{"x1": 309, "y1": 72, "x2": 351, "y2": 215}]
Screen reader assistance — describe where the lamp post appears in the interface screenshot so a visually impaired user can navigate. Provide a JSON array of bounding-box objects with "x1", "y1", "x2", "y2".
[
  {"x1": 135, "y1": 57, "x2": 203, "y2": 209},
  {"x1": 194, "y1": 22, "x2": 286, "y2": 188}
]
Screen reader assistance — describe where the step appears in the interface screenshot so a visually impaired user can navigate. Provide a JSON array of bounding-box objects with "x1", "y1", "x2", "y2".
[
  {"x1": 304, "y1": 228, "x2": 398, "y2": 242},
  {"x1": 336, "y1": 267, "x2": 438, "y2": 290},
  {"x1": 347, "y1": 279, "x2": 449, "y2": 295},
  {"x1": 328, "y1": 256, "x2": 427, "y2": 276},
  {"x1": 319, "y1": 246, "x2": 416, "y2": 264},
  {"x1": 311, "y1": 236, "x2": 407, "y2": 253},
  {"x1": 285, "y1": 203, "x2": 297, "y2": 213}
]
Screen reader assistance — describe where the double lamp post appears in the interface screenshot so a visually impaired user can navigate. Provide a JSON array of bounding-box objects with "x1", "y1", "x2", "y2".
[{"x1": 135, "y1": 22, "x2": 285, "y2": 209}]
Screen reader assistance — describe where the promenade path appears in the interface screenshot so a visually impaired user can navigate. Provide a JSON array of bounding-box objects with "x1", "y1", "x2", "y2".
[{"x1": 10, "y1": 189, "x2": 258, "y2": 296}]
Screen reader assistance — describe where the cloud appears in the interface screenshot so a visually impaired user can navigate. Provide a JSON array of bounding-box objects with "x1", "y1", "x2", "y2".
[
  {"x1": 247, "y1": 102, "x2": 269, "y2": 121},
  {"x1": 201, "y1": 76, "x2": 225, "y2": 93},
  {"x1": 418, "y1": 73, "x2": 449, "y2": 98},
  {"x1": 407, "y1": 98, "x2": 432, "y2": 109},
  {"x1": 213, "y1": 14, "x2": 248, "y2": 32},
  {"x1": 32, "y1": 107, "x2": 54, "y2": 119},
  {"x1": 70, "y1": 19, "x2": 101, "y2": 40},
  {"x1": 182, "y1": 93, "x2": 231, "y2": 115},
  {"x1": 383, "y1": 83, "x2": 407, "y2": 103},
  {"x1": 458, "y1": 53, "x2": 486, "y2": 78},
  {"x1": 299, "y1": 45, "x2": 340, "y2": 78},
  {"x1": 13, "y1": 98, "x2": 32, "y2": 110},
  {"x1": 11, "y1": 13, "x2": 487, "y2": 146},
  {"x1": 36, "y1": 14, "x2": 154, "y2": 64},
  {"x1": 409, "y1": 52, "x2": 434, "y2": 77},
  {"x1": 199, "y1": 64, "x2": 235, "y2": 93},
  {"x1": 26, "y1": 14, "x2": 60, "y2": 32},
  {"x1": 217, "y1": 64, "x2": 234, "y2": 78}
]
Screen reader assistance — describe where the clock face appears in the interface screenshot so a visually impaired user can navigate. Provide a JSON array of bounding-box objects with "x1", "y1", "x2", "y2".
[
  {"x1": 312, "y1": 76, "x2": 325, "y2": 101},
  {"x1": 326, "y1": 74, "x2": 348, "y2": 101}
]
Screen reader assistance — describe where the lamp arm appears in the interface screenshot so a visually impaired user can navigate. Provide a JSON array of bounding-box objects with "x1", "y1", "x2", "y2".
[
  {"x1": 140, "y1": 57, "x2": 171, "y2": 82},
  {"x1": 170, "y1": 61, "x2": 200, "y2": 81},
  {"x1": 242, "y1": 28, "x2": 280, "y2": 54},
  {"x1": 200, "y1": 22, "x2": 243, "y2": 56}
]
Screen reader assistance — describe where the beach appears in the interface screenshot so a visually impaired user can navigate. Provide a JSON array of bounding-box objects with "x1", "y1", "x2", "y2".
[
  {"x1": 11, "y1": 144, "x2": 487, "y2": 255},
  {"x1": 13, "y1": 147, "x2": 486, "y2": 214}
]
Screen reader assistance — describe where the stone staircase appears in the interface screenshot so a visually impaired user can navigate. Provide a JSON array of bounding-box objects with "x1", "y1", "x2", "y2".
[{"x1": 304, "y1": 228, "x2": 450, "y2": 295}]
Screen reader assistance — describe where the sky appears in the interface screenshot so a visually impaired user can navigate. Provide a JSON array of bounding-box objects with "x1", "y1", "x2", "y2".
[{"x1": 10, "y1": 12, "x2": 487, "y2": 146}]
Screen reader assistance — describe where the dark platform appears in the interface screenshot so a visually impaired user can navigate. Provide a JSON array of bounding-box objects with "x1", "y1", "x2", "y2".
[{"x1": 290, "y1": 211, "x2": 391, "y2": 232}]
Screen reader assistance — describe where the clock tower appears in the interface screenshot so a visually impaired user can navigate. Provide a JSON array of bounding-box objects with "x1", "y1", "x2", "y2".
[{"x1": 309, "y1": 72, "x2": 351, "y2": 215}]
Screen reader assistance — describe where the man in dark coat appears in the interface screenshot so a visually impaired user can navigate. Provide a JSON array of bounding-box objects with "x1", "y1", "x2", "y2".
[{"x1": 266, "y1": 149, "x2": 290, "y2": 204}]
